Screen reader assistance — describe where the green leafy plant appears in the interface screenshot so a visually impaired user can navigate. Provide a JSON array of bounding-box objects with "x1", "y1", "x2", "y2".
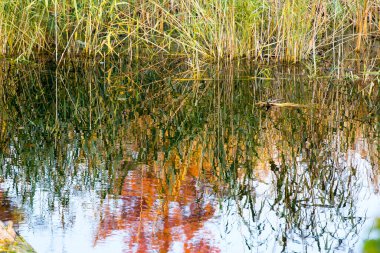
[{"x1": 364, "y1": 219, "x2": 380, "y2": 253}]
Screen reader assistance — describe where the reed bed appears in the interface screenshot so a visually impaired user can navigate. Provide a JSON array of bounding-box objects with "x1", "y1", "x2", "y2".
[{"x1": 0, "y1": 0, "x2": 380, "y2": 62}]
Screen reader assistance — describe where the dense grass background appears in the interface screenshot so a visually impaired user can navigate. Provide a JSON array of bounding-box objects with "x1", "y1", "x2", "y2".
[{"x1": 0, "y1": 0, "x2": 379, "y2": 62}]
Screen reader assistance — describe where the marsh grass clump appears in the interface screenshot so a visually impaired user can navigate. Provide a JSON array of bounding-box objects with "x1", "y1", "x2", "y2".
[{"x1": 0, "y1": 0, "x2": 379, "y2": 62}]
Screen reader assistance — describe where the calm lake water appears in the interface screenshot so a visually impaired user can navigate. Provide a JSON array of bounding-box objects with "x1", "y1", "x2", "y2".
[{"x1": 0, "y1": 61, "x2": 379, "y2": 252}]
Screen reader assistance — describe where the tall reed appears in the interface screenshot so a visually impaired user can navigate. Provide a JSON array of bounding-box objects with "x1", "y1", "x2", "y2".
[{"x1": 0, "y1": 0, "x2": 379, "y2": 62}]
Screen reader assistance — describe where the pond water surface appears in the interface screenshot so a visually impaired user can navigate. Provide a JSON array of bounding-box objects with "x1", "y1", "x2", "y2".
[{"x1": 0, "y1": 61, "x2": 379, "y2": 253}]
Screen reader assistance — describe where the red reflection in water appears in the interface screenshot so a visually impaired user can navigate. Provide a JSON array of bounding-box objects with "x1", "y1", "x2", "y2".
[
  {"x1": 95, "y1": 168, "x2": 219, "y2": 253},
  {"x1": 0, "y1": 189, "x2": 22, "y2": 223}
]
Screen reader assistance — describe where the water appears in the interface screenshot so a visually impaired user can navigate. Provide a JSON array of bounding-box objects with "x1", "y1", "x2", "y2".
[{"x1": 0, "y1": 61, "x2": 378, "y2": 252}]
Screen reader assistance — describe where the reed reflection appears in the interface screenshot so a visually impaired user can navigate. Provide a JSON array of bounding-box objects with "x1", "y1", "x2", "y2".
[{"x1": 0, "y1": 61, "x2": 378, "y2": 252}]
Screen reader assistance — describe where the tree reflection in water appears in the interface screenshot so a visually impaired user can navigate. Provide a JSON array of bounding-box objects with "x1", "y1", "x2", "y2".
[{"x1": 0, "y1": 61, "x2": 378, "y2": 252}]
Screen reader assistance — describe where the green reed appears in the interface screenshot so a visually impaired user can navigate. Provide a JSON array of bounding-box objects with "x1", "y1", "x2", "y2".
[{"x1": 0, "y1": 0, "x2": 379, "y2": 63}]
